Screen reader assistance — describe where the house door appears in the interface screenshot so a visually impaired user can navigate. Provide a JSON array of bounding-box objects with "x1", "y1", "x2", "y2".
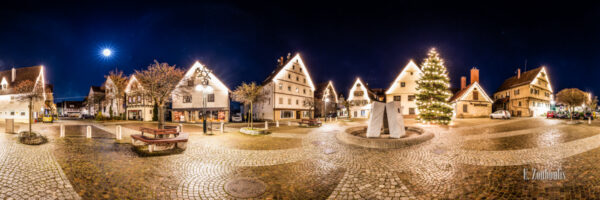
[{"x1": 296, "y1": 111, "x2": 301, "y2": 119}]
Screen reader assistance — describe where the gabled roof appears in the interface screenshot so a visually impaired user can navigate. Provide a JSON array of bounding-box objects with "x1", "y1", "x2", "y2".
[
  {"x1": 386, "y1": 60, "x2": 422, "y2": 94},
  {"x1": 175, "y1": 61, "x2": 230, "y2": 92},
  {"x1": 348, "y1": 77, "x2": 378, "y2": 102},
  {"x1": 496, "y1": 67, "x2": 544, "y2": 92},
  {"x1": 90, "y1": 86, "x2": 104, "y2": 93},
  {"x1": 262, "y1": 53, "x2": 316, "y2": 90},
  {"x1": 449, "y1": 82, "x2": 493, "y2": 103},
  {"x1": 125, "y1": 75, "x2": 143, "y2": 93},
  {"x1": 315, "y1": 81, "x2": 339, "y2": 103},
  {"x1": 0, "y1": 66, "x2": 44, "y2": 95}
]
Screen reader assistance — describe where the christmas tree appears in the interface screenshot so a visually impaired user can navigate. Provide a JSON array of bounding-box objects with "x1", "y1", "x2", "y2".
[{"x1": 416, "y1": 48, "x2": 453, "y2": 125}]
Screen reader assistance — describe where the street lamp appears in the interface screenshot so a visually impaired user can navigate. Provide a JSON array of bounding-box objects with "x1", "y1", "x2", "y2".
[{"x1": 195, "y1": 66, "x2": 212, "y2": 134}]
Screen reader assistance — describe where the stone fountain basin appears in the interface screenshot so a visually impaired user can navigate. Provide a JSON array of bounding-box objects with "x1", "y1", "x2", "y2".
[{"x1": 336, "y1": 126, "x2": 433, "y2": 149}]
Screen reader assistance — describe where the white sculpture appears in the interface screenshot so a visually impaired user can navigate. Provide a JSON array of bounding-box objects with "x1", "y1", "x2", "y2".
[
  {"x1": 366, "y1": 101, "x2": 406, "y2": 138},
  {"x1": 366, "y1": 102, "x2": 385, "y2": 137},
  {"x1": 386, "y1": 101, "x2": 405, "y2": 138}
]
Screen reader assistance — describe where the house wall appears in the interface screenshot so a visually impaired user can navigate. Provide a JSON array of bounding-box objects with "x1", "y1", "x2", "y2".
[
  {"x1": 171, "y1": 65, "x2": 230, "y2": 123},
  {"x1": 0, "y1": 95, "x2": 47, "y2": 123},
  {"x1": 254, "y1": 58, "x2": 315, "y2": 121},
  {"x1": 385, "y1": 63, "x2": 421, "y2": 115},
  {"x1": 493, "y1": 69, "x2": 552, "y2": 117}
]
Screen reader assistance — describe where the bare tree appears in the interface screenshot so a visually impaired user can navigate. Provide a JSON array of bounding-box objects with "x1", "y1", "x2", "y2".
[
  {"x1": 232, "y1": 82, "x2": 265, "y2": 129},
  {"x1": 105, "y1": 69, "x2": 128, "y2": 118},
  {"x1": 556, "y1": 88, "x2": 587, "y2": 121},
  {"x1": 303, "y1": 97, "x2": 315, "y2": 119},
  {"x1": 14, "y1": 80, "x2": 45, "y2": 134},
  {"x1": 339, "y1": 95, "x2": 350, "y2": 118},
  {"x1": 134, "y1": 60, "x2": 184, "y2": 128},
  {"x1": 586, "y1": 96, "x2": 598, "y2": 113}
]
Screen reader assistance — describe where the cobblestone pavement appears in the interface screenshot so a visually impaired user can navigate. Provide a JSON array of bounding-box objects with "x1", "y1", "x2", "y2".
[
  {"x1": 0, "y1": 127, "x2": 80, "y2": 199},
  {"x1": 2, "y1": 117, "x2": 600, "y2": 199}
]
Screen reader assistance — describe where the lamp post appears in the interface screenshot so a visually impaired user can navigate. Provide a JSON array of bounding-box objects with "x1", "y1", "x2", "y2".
[{"x1": 194, "y1": 66, "x2": 212, "y2": 134}]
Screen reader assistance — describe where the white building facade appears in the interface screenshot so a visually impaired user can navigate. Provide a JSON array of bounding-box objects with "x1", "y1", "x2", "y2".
[
  {"x1": 385, "y1": 60, "x2": 422, "y2": 116},
  {"x1": 171, "y1": 62, "x2": 230, "y2": 122},
  {"x1": 348, "y1": 78, "x2": 373, "y2": 118},
  {"x1": 0, "y1": 66, "x2": 53, "y2": 123},
  {"x1": 125, "y1": 75, "x2": 154, "y2": 121},
  {"x1": 253, "y1": 53, "x2": 316, "y2": 121}
]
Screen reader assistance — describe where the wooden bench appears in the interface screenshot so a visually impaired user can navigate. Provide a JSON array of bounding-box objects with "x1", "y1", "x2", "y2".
[
  {"x1": 299, "y1": 119, "x2": 322, "y2": 127},
  {"x1": 131, "y1": 133, "x2": 189, "y2": 152},
  {"x1": 140, "y1": 127, "x2": 179, "y2": 138}
]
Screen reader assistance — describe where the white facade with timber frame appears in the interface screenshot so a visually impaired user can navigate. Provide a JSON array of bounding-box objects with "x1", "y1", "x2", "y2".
[
  {"x1": 348, "y1": 78, "x2": 375, "y2": 119},
  {"x1": 171, "y1": 61, "x2": 230, "y2": 122},
  {"x1": 253, "y1": 53, "x2": 316, "y2": 121},
  {"x1": 385, "y1": 60, "x2": 422, "y2": 116},
  {"x1": 125, "y1": 75, "x2": 154, "y2": 121}
]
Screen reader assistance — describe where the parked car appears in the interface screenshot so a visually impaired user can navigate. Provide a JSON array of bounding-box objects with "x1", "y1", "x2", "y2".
[
  {"x1": 231, "y1": 113, "x2": 242, "y2": 122},
  {"x1": 546, "y1": 111, "x2": 555, "y2": 118},
  {"x1": 490, "y1": 110, "x2": 511, "y2": 119},
  {"x1": 555, "y1": 112, "x2": 568, "y2": 119},
  {"x1": 571, "y1": 112, "x2": 583, "y2": 120}
]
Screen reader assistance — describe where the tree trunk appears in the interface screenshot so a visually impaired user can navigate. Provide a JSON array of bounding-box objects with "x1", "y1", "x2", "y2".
[
  {"x1": 250, "y1": 101, "x2": 253, "y2": 129},
  {"x1": 28, "y1": 97, "x2": 33, "y2": 134},
  {"x1": 158, "y1": 104, "x2": 165, "y2": 129}
]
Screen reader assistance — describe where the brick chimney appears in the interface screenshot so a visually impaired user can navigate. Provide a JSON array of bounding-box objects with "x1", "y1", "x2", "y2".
[
  {"x1": 460, "y1": 76, "x2": 466, "y2": 90},
  {"x1": 517, "y1": 68, "x2": 521, "y2": 79},
  {"x1": 11, "y1": 67, "x2": 15, "y2": 82},
  {"x1": 470, "y1": 67, "x2": 479, "y2": 84}
]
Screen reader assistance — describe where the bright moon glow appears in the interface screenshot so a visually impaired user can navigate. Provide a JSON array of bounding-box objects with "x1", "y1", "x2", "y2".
[{"x1": 102, "y1": 49, "x2": 112, "y2": 57}]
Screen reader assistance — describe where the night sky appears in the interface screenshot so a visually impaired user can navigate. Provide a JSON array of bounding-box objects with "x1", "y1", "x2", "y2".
[{"x1": 0, "y1": 1, "x2": 598, "y2": 102}]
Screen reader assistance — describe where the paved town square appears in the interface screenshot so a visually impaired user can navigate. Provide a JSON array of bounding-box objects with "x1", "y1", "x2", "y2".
[{"x1": 0, "y1": 117, "x2": 597, "y2": 199}]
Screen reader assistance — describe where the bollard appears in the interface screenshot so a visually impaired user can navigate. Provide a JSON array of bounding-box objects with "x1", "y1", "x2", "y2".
[
  {"x1": 60, "y1": 124, "x2": 65, "y2": 138},
  {"x1": 335, "y1": 117, "x2": 338, "y2": 122},
  {"x1": 287, "y1": 121, "x2": 291, "y2": 126},
  {"x1": 178, "y1": 124, "x2": 183, "y2": 133},
  {"x1": 265, "y1": 121, "x2": 268, "y2": 129},
  {"x1": 589, "y1": 117, "x2": 592, "y2": 125},
  {"x1": 276, "y1": 121, "x2": 279, "y2": 127},
  {"x1": 86, "y1": 126, "x2": 92, "y2": 138},
  {"x1": 116, "y1": 125, "x2": 122, "y2": 140},
  {"x1": 220, "y1": 122, "x2": 224, "y2": 133}
]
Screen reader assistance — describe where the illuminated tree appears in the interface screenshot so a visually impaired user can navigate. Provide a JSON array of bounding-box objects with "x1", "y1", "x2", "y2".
[
  {"x1": 416, "y1": 48, "x2": 453, "y2": 125},
  {"x1": 134, "y1": 60, "x2": 184, "y2": 128},
  {"x1": 105, "y1": 69, "x2": 128, "y2": 119},
  {"x1": 232, "y1": 82, "x2": 265, "y2": 128},
  {"x1": 556, "y1": 88, "x2": 587, "y2": 121}
]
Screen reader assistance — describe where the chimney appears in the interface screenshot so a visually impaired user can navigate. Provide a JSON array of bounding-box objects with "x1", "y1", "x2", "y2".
[
  {"x1": 11, "y1": 67, "x2": 16, "y2": 82},
  {"x1": 460, "y1": 76, "x2": 466, "y2": 90},
  {"x1": 470, "y1": 67, "x2": 479, "y2": 84},
  {"x1": 517, "y1": 68, "x2": 521, "y2": 79}
]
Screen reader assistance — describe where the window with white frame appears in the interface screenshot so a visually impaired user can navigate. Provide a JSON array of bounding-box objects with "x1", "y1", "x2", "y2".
[{"x1": 281, "y1": 110, "x2": 293, "y2": 118}]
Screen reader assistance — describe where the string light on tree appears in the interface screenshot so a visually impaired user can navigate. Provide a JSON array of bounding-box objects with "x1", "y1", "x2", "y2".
[{"x1": 415, "y1": 48, "x2": 453, "y2": 125}]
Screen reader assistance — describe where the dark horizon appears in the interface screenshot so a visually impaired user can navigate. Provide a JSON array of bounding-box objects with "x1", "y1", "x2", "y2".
[{"x1": 0, "y1": 1, "x2": 598, "y2": 102}]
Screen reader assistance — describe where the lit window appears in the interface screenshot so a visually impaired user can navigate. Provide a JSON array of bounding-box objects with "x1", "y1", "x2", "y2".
[
  {"x1": 279, "y1": 83, "x2": 282, "y2": 90},
  {"x1": 296, "y1": 88, "x2": 299, "y2": 93}
]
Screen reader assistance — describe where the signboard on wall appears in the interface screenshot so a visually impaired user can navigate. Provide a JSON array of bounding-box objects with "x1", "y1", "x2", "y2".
[{"x1": 218, "y1": 111, "x2": 225, "y2": 120}]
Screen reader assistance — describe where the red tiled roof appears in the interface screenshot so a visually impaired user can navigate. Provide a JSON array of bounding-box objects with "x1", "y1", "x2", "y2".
[{"x1": 0, "y1": 66, "x2": 43, "y2": 95}]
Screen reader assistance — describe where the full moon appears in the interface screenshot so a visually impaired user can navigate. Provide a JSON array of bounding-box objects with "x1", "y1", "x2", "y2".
[{"x1": 102, "y1": 48, "x2": 112, "y2": 57}]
